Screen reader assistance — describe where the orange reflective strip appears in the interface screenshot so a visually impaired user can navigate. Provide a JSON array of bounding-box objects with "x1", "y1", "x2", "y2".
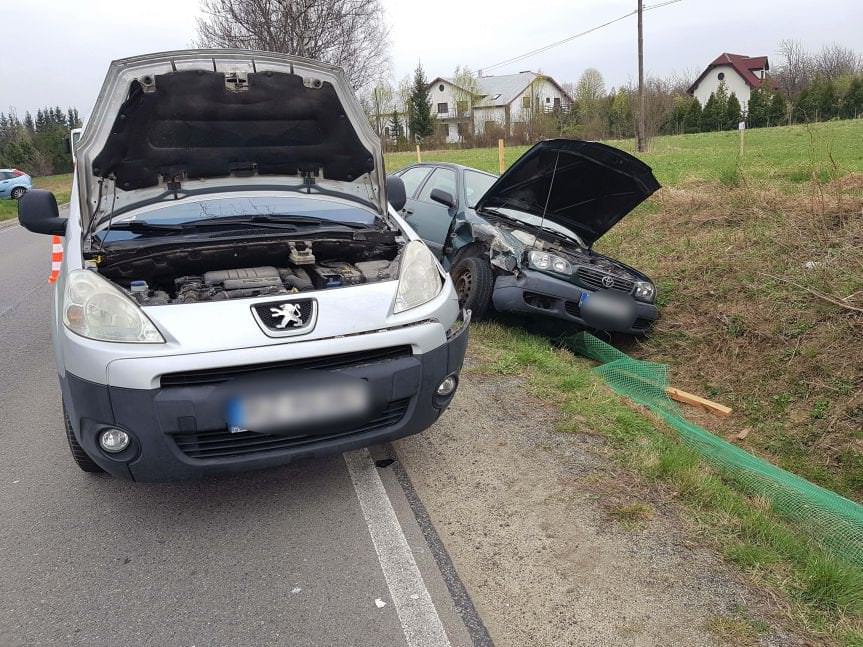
[{"x1": 48, "y1": 235, "x2": 63, "y2": 284}]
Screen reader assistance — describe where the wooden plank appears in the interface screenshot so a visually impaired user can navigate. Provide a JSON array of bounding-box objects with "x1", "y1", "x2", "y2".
[
  {"x1": 666, "y1": 386, "x2": 733, "y2": 417},
  {"x1": 416, "y1": 144, "x2": 422, "y2": 163},
  {"x1": 615, "y1": 368, "x2": 733, "y2": 418},
  {"x1": 498, "y1": 139, "x2": 505, "y2": 174}
]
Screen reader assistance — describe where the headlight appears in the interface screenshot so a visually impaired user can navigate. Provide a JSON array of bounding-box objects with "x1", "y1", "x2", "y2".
[
  {"x1": 528, "y1": 250, "x2": 572, "y2": 275},
  {"x1": 393, "y1": 240, "x2": 443, "y2": 313},
  {"x1": 634, "y1": 280, "x2": 656, "y2": 303},
  {"x1": 63, "y1": 270, "x2": 165, "y2": 343}
]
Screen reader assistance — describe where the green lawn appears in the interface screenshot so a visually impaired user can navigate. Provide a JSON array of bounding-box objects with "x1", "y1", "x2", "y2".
[
  {"x1": 0, "y1": 173, "x2": 73, "y2": 222},
  {"x1": 385, "y1": 119, "x2": 863, "y2": 187}
]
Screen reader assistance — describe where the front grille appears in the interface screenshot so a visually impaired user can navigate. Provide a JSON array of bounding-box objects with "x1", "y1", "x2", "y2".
[
  {"x1": 576, "y1": 267, "x2": 635, "y2": 293},
  {"x1": 160, "y1": 346, "x2": 413, "y2": 387},
  {"x1": 172, "y1": 399, "x2": 411, "y2": 459}
]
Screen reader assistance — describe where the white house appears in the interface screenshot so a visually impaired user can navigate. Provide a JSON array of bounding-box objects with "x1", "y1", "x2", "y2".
[
  {"x1": 688, "y1": 53, "x2": 771, "y2": 111},
  {"x1": 426, "y1": 71, "x2": 573, "y2": 143}
]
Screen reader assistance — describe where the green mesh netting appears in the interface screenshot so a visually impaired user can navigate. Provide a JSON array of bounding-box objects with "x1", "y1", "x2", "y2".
[{"x1": 566, "y1": 331, "x2": 863, "y2": 567}]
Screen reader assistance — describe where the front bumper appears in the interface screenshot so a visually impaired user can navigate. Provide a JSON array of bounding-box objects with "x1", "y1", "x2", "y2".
[
  {"x1": 492, "y1": 270, "x2": 658, "y2": 334},
  {"x1": 59, "y1": 314, "x2": 469, "y2": 482}
]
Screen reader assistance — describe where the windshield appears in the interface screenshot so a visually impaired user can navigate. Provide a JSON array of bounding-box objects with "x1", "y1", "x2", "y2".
[
  {"x1": 464, "y1": 170, "x2": 497, "y2": 208},
  {"x1": 105, "y1": 195, "x2": 378, "y2": 229},
  {"x1": 488, "y1": 207, "x2": 586, "y2": 247}
]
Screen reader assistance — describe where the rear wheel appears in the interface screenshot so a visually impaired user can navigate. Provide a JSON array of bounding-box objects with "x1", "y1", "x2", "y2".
[
  {"x1": 62, "y1": 401, "x2": 104, "y2": 473},
  {"x1": 10, "y1": 187, "x2": 26, "y2": 200},
  {"x1": 451, "y1": 256, "x2": 493, "y2": 320}
]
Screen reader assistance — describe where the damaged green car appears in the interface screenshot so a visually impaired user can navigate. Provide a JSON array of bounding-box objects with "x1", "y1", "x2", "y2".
[{"x1": 386, "y1": 139, "x2": 662, "y2": 334}]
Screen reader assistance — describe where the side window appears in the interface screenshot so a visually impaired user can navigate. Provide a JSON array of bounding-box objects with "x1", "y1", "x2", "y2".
[
  {"x1": 399, "y1": 167, "x2": 431, "y2": 198},
  {"x1": 0, "y1": 172, "x2": 11, "y2": 180},
  {"x1": 464, "y1": 171, "x2": 497, "y2": 208},
  {"x1": 418, "y1": 168, "x2": 457, "y2": 204}
]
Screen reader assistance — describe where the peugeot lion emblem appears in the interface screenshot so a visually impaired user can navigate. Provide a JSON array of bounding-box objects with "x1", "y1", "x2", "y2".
[
  {"x1": 251, "y1": 298, "x2": 317, "y2": 338},
  {"x1": 601, "y1": 275, "x2": 615, "y2": 288},
  {"x1": 271, "y1": 303, "x2": 304, "y2": 328}
]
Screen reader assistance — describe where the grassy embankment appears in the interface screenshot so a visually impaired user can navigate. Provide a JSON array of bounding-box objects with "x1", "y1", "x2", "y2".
[
  {"x1": 389, "y1": 120, "x2": 863, "y2": 645},
  {"x1": 0, "y1": 174, "x2": 73, "y2": 222}
]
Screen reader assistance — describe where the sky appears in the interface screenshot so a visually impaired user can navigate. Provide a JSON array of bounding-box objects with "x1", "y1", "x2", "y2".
[{"x1": 1, "y1": 0, "x2": 861, "y2": 118}]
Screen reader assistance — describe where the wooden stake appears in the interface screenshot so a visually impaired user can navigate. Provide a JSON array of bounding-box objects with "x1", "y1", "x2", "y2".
[
  {"x1": 616, "y1": 369, "x2": 733, "y2": 417},
  {"x1": 498, "y1": 138, "x2": 505, "y2": 174},
  {"x1": 416, "y1": 144, "x2": 422, "y2": 163},
  {"x1": 666, "y1": 387, "x2": 733, "y2": 417}
]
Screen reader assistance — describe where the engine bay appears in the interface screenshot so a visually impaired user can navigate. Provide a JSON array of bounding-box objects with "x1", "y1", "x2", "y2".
[{"x1": 88, "y1": 234, "x2": 400, "y2": 305}]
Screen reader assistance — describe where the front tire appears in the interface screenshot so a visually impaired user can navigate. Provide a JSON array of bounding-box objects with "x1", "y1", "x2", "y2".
[
  {"x1": 63, "y1": 401, "x2": 104, "y2": 473},
  {"x1": 451, "y1": 256, "x2": 493, "y2": 320},
  {"x1": 10, "y1": 187, "x2": 26, "y2": 200}
]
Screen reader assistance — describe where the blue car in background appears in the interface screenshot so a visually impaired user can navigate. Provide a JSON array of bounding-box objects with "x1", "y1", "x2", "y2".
[{"x1": 0, "y1": 169, "x2": 32, "y2": 199}]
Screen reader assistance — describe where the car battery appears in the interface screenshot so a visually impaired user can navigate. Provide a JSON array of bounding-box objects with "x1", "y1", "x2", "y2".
[{"x1": 308, "y1": 262, "x2": 364, "y2": 289}]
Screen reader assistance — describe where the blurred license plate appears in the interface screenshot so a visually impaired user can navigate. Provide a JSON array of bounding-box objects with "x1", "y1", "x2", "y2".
[{"x1": 226, "y1": 379, "x2": 370, "y2": 434}]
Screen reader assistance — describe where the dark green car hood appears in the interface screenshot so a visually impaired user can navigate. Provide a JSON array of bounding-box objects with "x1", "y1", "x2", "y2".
[{"x1": 475, "y1": 139, "x2": 661, "y2": 246}]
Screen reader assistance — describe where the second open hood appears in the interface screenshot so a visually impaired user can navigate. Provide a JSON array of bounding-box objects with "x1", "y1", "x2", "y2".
[
  {"x1": 475, "y1": 139, "x2": 661, "y2": 246},
  {"x1": 75, "y1": 49, "x2": 385, "y2": 231}
]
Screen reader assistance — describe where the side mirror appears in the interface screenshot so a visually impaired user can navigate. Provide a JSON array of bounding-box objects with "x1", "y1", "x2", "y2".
[
  {"x1": 386, "y1": 175, "x2": 407, "y2": 212},
  {"x1": 18, "y1": 190, "x2": 67, "y2": 236},
  {"x1": 430, "y1": 188, "x2": 456, "y2": 209}
]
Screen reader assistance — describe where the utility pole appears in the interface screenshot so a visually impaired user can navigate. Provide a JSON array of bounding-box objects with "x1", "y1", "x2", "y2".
[{"x1": 636, "y1": 0, "x2": 646, "y2": 152}]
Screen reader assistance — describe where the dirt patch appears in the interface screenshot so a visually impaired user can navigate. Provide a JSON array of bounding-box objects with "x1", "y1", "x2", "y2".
[{"x1": 395, "y1": 356, "x2": 804, "y2": 647}]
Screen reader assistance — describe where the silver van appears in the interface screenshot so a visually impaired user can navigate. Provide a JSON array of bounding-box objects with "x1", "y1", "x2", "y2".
[{"x1": 18, "y1": 50, "x2": 468, "y2": 482}]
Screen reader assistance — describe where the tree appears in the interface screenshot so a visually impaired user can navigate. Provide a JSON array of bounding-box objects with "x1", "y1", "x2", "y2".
[
  {"x1": 815, "y1": 43, "x2": 861, "y2": 81},
  {"x1": 816, "y1": 79, "x2": 839, "y2": 120},
  {"x1": 575, "y1": 68, "x2": 605, "y2": 106},
  {"x1": 841, "y1": 77, "x2": 863, "y2": 118},
  {"x1": 451, "y1": 65, "x2": 479, "y2": 115},
  {"x1": 389, "y1": 110, "x2": 403, "y2": 139},
  {"x1": 701, "y1": 92, "x2": 722, "y2": 131},
  {"x1": 793, "y1": 85, "x2": 818, "y2": 122},
  {"x1": 746, "y1": 87, "x2": 769, "y2": 128},
  {"x1": 408, "y1": 63, "x2": 434, "y2": 140},
  {"x1": 775, "y1": 39, "x2": 813, "y2": 100},
  {"x1": 684, "y1": 96, "x2": 702, "y2": 133},
  {"x1": 725, "y1": 92, "x2": 742, "y2": 130},
  {"x1": 768, "y1": 91, "x2": 787, "y2": 126},
  {"x1": 195, "y1": 0, "x2": 390, "y2": 91},
  {"x1": 607, "y1": 88, "x2": 632, "y2": 139},
  {"x1": 701, "y1": 80, "x2": 729, "y2": 131}
]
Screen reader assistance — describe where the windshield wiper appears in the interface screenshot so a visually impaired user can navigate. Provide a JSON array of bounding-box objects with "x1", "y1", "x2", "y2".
[
  {"x1": 189, "y1": 214, "x2": 370, "y2": 229},
  {"x1": 105, "y1": 214, "x2": 372, "y2": 235},
  {"x1": 105, "y1": 221, "x2": 186, "y2": 234}
]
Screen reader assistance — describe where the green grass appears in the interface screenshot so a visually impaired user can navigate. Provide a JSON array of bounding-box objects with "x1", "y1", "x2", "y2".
[
  {"x1": 384, "y1": 119, "x2": 863, "y2": 186},
  {"x1": 469, "y1": 321, "x2": 863, "y2": 645},
  {"x1": 0, "y1": 173, "x2": 73, "y2": 222}
]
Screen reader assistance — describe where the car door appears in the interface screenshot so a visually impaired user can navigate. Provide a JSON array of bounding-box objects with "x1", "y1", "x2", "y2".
[{"x1": 402, "y1": 167, "x2": 458, "y2": 258}]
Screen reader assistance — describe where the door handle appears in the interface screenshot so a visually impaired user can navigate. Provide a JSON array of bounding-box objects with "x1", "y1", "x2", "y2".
[{"x1": 402, "y1": 208, "x2": 414, "y2": 216}]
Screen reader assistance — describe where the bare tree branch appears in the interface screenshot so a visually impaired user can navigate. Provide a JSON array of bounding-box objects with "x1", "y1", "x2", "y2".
[{"x1": 196, "y1": 0, "x2": 391, "y2": 91}]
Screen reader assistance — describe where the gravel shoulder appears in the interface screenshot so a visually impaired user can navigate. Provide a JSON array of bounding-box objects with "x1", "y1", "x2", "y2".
[{"x1": 394, "y1": 352, "x2": 804, "y2": 647}]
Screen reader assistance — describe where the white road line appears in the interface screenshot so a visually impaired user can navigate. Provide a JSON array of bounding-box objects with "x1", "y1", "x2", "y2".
[{"x1": 345, "y1": 448, "x2": 452, "y2": 647}]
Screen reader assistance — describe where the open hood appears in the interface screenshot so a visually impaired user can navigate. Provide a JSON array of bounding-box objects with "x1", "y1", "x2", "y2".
[
  {"x1": 475, "y1": 139, "x2": 660, "y2": 246},
  {"x1": 75, "y1": 50, "x2": 385, "y2": 231}
]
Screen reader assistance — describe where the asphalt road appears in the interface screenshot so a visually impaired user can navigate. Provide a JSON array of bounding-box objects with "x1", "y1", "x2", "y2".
[{"x1": 0, "y1": 213, "x2": 476, "y2": 647}]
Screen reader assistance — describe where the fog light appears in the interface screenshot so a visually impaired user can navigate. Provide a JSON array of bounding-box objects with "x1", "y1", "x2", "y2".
[
  {"x1": 99, "y1": 428, "x2": 130, "y2": 453},
  {"x1": 436, "y1": 375, "x2": 458, "y2": 396}
]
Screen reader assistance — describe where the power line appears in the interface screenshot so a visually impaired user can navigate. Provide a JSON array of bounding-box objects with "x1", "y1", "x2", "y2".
[{"x1": 479, "y1": 0, "x2": 684, "y2": 75}]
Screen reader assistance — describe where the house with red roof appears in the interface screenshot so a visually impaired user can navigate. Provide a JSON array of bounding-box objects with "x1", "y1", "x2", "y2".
[{"x1": 688, "y1": 53, "x2": 771, "y2": 111}]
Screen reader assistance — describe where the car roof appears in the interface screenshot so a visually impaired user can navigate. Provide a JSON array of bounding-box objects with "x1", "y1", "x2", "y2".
[{"x1": 400, "y1": 162, "x2": 496, "y2": 177}]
